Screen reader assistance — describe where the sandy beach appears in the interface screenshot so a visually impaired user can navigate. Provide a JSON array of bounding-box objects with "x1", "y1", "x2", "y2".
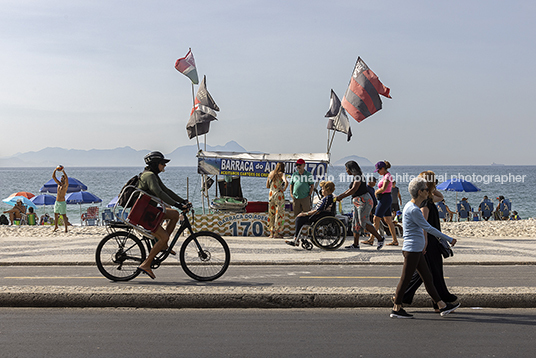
[{"x1": 1, "y1": 218, "x2": 536, "y2": 238}]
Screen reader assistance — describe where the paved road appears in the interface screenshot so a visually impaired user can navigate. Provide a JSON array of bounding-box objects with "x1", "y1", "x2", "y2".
[
  {"x1": 3, "y1": 264, "x2": 536, "y2": 288},
  {"x1": 1, "y1": 307, "x2": 536, "y2": 358}
]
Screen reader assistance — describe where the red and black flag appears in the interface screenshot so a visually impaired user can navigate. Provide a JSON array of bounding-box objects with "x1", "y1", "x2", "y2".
[
  {"x1": 186, "y1": 75, "x2": 220, "y2": 139},
  {"x1": 341, "y1": 57, "x2": 391, "y2": 123}
]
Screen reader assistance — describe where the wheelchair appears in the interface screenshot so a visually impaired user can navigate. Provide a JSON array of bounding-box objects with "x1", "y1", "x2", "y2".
[{"x1": 295, "y1": 206, "x2": 347, "y2": 251}]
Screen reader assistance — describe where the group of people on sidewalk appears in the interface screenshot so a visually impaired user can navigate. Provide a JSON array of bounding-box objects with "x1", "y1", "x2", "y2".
[{"x1": 267, "y1": 158, "x2": 459, "y2": 318}]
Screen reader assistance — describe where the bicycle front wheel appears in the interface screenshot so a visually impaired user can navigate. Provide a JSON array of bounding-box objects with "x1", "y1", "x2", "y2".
[
  {"x1": 95, "y1": 231, "x2": 146, "y2": 281},
  {"x1": 179, "y1": 231, "x2": 230, "y2": 281}
]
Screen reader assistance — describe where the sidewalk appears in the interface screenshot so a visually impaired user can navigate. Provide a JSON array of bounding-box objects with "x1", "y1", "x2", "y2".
[{"x1": 1, "y1": 231, "x2": 536, "y2": 308}]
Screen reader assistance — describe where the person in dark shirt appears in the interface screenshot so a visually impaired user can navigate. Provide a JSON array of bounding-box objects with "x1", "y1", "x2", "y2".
[{"x1": 335, "y1": 161, "x2": 384, "y2": 250}]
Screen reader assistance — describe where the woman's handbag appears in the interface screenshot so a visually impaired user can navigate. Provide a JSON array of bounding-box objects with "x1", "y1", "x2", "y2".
[{"x1": 438, "y1": 237, "x2": 454, "y2": 259}]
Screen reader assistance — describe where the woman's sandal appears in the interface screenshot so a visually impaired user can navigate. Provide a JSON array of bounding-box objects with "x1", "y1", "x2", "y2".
[
  {"x1": 361, "y1": 240, "x2": 374, "y2": 245},
  {"x1": 387, "y1": 241, "x2": 399, "y2": 246}
]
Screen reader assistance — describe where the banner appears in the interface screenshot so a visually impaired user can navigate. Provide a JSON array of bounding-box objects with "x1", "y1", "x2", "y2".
[{"x1": 197, "y1": 151, "x2": 329, "y2": 179}]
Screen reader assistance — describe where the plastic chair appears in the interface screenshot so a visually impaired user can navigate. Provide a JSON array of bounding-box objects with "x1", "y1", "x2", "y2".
[
  {"x1": 436, "y1": 201, "x2": 447, "y2": 220},
  {"x1": 101, "y1": 209, "x2": 114, "y2": 225},
  {"x1": 499, "y1": 199, "x2": 512, "y2": 220},
  {"x1": 83, "y1": 206, "x2": 100, "y2": 226},
  {"x1": 479, "y1": 199, "x2": 494, "y2": 220},
  {"x1": 457, "y1": 201, "x2": 471, "y2": 221}
]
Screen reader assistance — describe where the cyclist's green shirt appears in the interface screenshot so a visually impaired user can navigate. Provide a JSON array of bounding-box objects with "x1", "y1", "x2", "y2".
[{"x1": 138, "y1": 171, "x2": 186, "y2": 206}]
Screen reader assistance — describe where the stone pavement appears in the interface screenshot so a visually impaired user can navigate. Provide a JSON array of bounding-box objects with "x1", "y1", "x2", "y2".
[{"x1": 1, "y1": 230, "x2": 536, "y2": 308}]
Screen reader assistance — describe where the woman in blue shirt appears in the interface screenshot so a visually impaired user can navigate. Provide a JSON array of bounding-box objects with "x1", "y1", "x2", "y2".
[{"x1": 390, "y1": 177, "x2": 460, "y2": 318}]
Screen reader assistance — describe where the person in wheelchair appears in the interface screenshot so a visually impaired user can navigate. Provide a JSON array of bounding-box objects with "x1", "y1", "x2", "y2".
[
  {"x1": 285, "y1": 181, "x2": 335, "y2": 247},
  {"x1": 136, "y1": 151, "x2": 191, "y2": 279}
]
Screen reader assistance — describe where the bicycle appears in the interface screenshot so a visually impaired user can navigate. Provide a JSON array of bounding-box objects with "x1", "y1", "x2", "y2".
[{"x1": 95, "y1": 188, "x2": 230, "y2": 282}]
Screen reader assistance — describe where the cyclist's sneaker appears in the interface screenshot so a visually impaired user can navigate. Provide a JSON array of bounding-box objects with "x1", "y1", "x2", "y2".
[
  {"x1": 440, "y1": 302, "x2": 460, "y2": 317},
  {"x1": 390, "y1": 308, "x2": 414, "y2": 319},
  {"x1": 345, "y1": 244, "x2": 360, "y2": 250},
  {"x1": 285, "y1": 238, "x2": 299, "y2": 247},
  {"x1": 377, "y1": 237, "x2": 386, "y2": 251}
]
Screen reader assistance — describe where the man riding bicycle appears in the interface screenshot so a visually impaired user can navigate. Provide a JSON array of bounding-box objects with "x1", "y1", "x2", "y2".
[{"x1": 136, "y1": 151, "x2": 190, "y2": 279}]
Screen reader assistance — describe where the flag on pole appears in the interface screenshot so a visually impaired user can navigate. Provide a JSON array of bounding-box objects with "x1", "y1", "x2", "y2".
[
  {"x1": 326, "y1": 90, "x2": 352, "y2": 141},
  {"x1": 341, "y1": 57, "x2": 391, "y2": 123},
  {"x1": 175, "y1": 48, "x2": 199, "y2": 84},
  {"x1": 186, "y1": 75, "x2": 220, "y2": 139}
]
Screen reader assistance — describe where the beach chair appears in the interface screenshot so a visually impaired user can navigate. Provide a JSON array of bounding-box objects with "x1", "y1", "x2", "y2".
[
  {"x1": 479, "y1": 199, "x2": 494, "y2": 220},
  {"x1": 83, "y1": 206, "x2": 100, "y2": 226},
  {"x1": 436, "y1": 201, "x2": 447, "y2": 220},
  {"x1": 499, "y1": 199, "x2": 512, "y2": 220},
  {"x1": 101, "y1": 208, "x2": 114, "y2": 225},
  {"x1": 457, "y1": 201, "x2": 471, "y2": 221}
]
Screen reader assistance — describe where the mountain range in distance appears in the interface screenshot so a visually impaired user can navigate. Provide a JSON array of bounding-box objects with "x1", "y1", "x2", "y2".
[{"x1": 0, "y1": 141, "x2": 373, "y2": 168}]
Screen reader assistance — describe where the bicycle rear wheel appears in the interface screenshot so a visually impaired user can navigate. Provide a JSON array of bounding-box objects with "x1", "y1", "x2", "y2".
[
  {"x1": 96, "y1": 231, "x2": 146, "y2": 281},
  {"x1": 179, "y1": 231, "x2": 230, "y2": 281}
]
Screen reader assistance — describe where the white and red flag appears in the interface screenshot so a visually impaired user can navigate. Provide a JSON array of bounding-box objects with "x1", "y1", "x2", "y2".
[
  {"x1": 341, "y1": 57, "x2": 391, "y2": 123},
  {"x1": 175, "y1": 48, "x2": 199, "y2": 84}
]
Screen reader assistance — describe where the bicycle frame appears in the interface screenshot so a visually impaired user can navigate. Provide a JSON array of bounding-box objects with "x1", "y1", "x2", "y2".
[{"x1": 111, "y1": 187, "x2": 198, "y2": 268}]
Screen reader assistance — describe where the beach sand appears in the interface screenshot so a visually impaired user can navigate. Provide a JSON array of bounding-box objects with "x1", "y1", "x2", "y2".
[{"x1": 1, "y1": 218, "x2": 536, "y2": 238}]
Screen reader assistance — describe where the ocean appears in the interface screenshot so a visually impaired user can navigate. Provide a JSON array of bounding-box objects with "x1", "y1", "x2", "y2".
[{"x1": 1, "y1": 165, "x2": 534, "y2": 224}]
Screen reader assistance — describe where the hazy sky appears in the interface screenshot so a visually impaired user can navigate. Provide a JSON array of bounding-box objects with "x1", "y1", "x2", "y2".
[{"x1": 1, "y1": 0, "x2": 534, "y2": 165}]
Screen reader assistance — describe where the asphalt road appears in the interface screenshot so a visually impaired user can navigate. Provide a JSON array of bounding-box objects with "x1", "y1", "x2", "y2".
[
  {"x1": 1, "y1": 307, "x2": 535, "y2": 357},
  {"x1": 2, "y1": 264, "x2": 536, "y2": 288}
]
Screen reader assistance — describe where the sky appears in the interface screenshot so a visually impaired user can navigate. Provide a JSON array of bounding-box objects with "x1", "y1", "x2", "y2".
[{"x1": 1, "y1": 0, "x2": 535, "y2": 165}]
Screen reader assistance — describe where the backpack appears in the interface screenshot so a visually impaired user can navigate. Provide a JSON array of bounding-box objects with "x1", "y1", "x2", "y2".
[
  {"x1": 117, "y1": 173, "x2": 143, "y2": 208},
  {"x1": 0, "y1": 214, "x2": 9, "y2": 225}
]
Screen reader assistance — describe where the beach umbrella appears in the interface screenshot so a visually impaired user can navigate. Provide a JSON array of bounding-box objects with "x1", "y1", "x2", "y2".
[
  {"x1": 436, "y1": 178, "x2": 481, "y2": 193},
  {"x1": 8, "y1": 191, "x2": 35, "y2": 199},
  {"x1": 31, "y1": 194, "x2": 56, "y2": 206},
  {"x1": 436, "y1": 178, "x2": 481, "y2": 209},
  {"x1": 107, "y1": 195, "x2": 118, "y2": 208},
  {"x1": 65, "y1": 191, "x2": 102, "y2": 219},
  {"x1": 30, "y1": 194, "x2": 56, "y2": 214},
  {"x1": 2, "y1": 196, "x2": 37, "y2": 211},
  {"x1": 39, "y1": 177, "x2": 88, "y2": 194}
]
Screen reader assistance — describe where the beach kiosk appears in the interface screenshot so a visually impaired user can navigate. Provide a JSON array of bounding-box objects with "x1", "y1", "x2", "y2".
[{"x1": 194, "y1": 150, "x2": 329, "y2": 237}]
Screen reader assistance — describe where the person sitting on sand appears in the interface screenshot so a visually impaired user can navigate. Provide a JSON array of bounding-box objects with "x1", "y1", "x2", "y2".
[
  {"x1": 27, "y1": 207, "x2": 37, "y2": 225},
  {"x1": 52, "y1": 166, "x2": 69, "y2": 233},
  {"x1": 3, "y1": 199, "x2": 26, "y2": 225}
]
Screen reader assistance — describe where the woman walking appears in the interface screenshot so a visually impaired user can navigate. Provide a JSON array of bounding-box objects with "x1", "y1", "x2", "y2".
[
  {"x1": 266, "y1": 162, "x2": 288, "y2": 238},
  {"x1": 335, "y1": 161, "x2": 385, "y2": 250},
  {"x1": 402, "y1": 171, "x2": 458, "y2": 311},
  {"x1": 391, "y1": 177, "x2": 460, "y2": 318},
  {"x1": 365, "y1": 160, "x2": 399, "y2": 246}
]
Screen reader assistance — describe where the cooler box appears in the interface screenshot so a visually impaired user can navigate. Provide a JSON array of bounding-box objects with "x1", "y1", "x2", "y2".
[
  {"x1": 127, "y1": 194, "x2": 164, "y2": 232},
  {"x1": 246, "y1": 201, "x2": 268, "y2": 213}
]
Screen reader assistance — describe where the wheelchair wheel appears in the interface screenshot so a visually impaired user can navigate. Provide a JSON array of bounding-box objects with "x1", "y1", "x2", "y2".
[
  {"x1": 311, "y1": 217, "x2": 346, "y2": 250},
  {"x1": 95, "y1": 231, "x2": 146, "y2": 281}
]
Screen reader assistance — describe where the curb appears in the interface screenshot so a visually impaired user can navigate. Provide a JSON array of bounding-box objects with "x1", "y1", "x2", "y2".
[
  {"x1": 2, "y1": 262, "x2": 536, "y2": 266},
  {"x1": 1, "y1": 293, "x2": 535, "y2": 308}
]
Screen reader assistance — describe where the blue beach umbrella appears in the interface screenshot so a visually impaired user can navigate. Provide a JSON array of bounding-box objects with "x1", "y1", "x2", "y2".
[
  {"x1": 39, "y1": 177, "x2": 88, "y2": 194},
  {"x1": 2, "y1": 196, "x2": 38, "y2": 211},
  {"x1": 436, "y1": 178, "x2": 481, "y2": 193},
  {"x1": 436, "y1": 178, "x2": 481, "y2": 211},
  {"x1": 31, "y1": 194, "x2": 56, "y2": 206},
  {"x1": 65, "y1": 191, "x2": 102, "y2": 220},
  {"x1": 30, "y1": 194, "x2": 56, "y2": 214},
  {"x1": 107, "y1": 195, "x2": 118, "y2": 208}
]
